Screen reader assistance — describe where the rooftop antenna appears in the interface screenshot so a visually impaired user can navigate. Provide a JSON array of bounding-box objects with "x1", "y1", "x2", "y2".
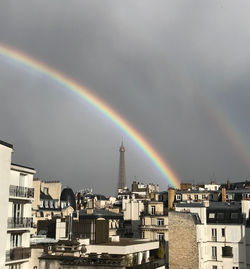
[{"x1": 68, "y1": 213, "x2": 73, "y2": 241}]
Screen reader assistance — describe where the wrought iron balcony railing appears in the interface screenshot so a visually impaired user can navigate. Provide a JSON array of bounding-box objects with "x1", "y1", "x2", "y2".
[
  {"x1": 6, "y1": 247, "x2": 31, "y2": 261},
  {"x1": 9, "y1": 185, "x2": 34, "y2": 198},
  {"x1": 7, "y1": 217, "x2": 33, "y2": 229}
]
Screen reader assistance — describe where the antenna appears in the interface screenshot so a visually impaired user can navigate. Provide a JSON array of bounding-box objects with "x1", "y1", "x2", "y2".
[{"x1": 68, "y1": 213, "x2": 73, "y2": 241}]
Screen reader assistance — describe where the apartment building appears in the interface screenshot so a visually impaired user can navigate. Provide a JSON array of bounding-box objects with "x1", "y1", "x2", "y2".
[
  {"x1": 0, "y1": 140, "x2": 35, "y2": 269},
  {"x1": 32, "y1": 179, "x2": 62, "y2": 234},
  {"x1": 140, "y1": 201, "x2": 168, "y2": 242},
  {"x1": 170, "y1": 200, "x2": 250, "y2": 269},
  {"x1": 121, "y1": 194, "x2": 144, "y2": 237}
]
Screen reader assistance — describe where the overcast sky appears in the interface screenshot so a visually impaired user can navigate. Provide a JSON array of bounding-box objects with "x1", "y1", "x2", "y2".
[{"x1": 1, "y1": 0, "x2": 250, "y2": 194}]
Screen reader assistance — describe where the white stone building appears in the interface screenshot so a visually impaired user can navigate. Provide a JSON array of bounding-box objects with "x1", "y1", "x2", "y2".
[
  {"x1": 0, "y1": 140, "x2": 35, "y2": 269},
  {"x1": 174, "y1": 200, "x2": 250, "y2": 269}
]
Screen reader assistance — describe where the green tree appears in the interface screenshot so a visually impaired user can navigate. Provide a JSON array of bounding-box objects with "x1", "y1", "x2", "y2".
[{"x1": 157, "y1": 244, "x2": 165, "y2": 259}]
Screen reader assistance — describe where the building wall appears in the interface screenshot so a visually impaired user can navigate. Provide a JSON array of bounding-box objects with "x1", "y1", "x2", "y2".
[
  {"x1": 0, "y1": 144, "x2": 12, "y2": 269},
  {"x1": 29, "y1": 246, "x2": 45, "y2": 269},
  {"x1": 246, "y1": 227, "x2": 250, "y2": 269},
  {"x1": 197, "y1": 224, "x2": 246, "y2": 269},
  {"x1": 41, "y1": 181, "x2": 61, "y2": 200},
  {"x1": 32, "y1": 179, "x2": 41, "y2": 210},
  {"x1": 141, "y1": 215, "x2": 168, "y2": 241},
  {"x1": 147, "y1": 202, "x2": 163, "y2": 215},
  {"x1": 169, "y1": 211, "x2": 199, "y2": 269},
  {"x1": 180, "y1": 192, "x2": 219, "y2": 202},
  {"x1": 7, "y1": 165, "x2": 35, "y2": 269},
  {"x1": 122, "y1": 198, "x2": 144, "y2": 221}
]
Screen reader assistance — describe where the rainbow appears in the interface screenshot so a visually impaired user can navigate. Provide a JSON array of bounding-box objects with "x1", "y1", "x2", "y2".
[{"x1": 0, "y1": 43, "x2": 180, "y2": 188}]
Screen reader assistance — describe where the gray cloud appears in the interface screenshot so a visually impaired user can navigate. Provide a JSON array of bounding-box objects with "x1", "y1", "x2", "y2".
[{"x1": 1, "y1": 0, "x2": 250, "y2": 194}]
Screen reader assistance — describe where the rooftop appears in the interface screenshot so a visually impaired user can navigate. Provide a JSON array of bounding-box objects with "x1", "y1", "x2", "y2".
[
  {"x1": 96, "y1": 238, "x2": 154, "y2": 246},
  {"x1": 79, "y1": 209, "x2": 123, "y2": 219},
  {"x1": 11, "y1": 162, "x2": 35, "y2": 171},
  {"x1": 0, "y1": 139, "x2": 13, "y2": 149}
]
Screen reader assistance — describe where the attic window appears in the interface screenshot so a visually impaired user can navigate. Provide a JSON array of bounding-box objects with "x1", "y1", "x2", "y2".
[
  {"x1": 217, "y1": 213, "x2": 224, "y2": 220},
  {"x1": 231, "y1": 213, "x2": 239, "y2": 219},
  {"x1": 209, "y1": 213, "x2": 215, "y2": 219}
]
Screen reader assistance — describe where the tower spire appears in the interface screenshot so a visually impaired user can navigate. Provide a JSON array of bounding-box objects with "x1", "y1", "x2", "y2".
[{"x1": 118, "y1": 141, "x2": 126, "y2": 192}]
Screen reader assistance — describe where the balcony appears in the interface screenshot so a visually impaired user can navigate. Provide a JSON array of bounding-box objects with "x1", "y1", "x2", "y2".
[
  {"x1": 7, "y1": 217, "x2": 33, "y2": 229},
  {"x1": 6, "y1": 247, "x2": 31, "y2": 262},
  {"x1": 140, "y1": 224, "x2": 168, "y2": 231},
  {"x1": 9, "y1": 185, "x2": 34, "y2": 198}
]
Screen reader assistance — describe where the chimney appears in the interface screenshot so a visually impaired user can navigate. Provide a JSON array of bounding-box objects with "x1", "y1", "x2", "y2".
[
  {"x1": 222, "y1": 187, "x2": 227, "y2": 203},
  {"x1": 168, "y1": 188, "x2": 176, "y2": 210}
]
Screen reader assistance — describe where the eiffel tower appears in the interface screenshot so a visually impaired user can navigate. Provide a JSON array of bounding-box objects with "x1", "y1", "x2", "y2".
[{"x1": 118, "y1": 141, "x2": 126, "y2": 191}]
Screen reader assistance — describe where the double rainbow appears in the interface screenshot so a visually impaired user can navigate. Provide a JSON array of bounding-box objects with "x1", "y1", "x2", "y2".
[{"x1": 0, "y1": 43, "x2": 180, "y2": 189}]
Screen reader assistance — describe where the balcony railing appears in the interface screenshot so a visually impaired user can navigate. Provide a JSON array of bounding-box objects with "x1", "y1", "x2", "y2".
[
  {"x1": 6, "y1": 247, "x2": 31, "y2": 261},
  {"x1": 9, "y1": 185, "x2": 34, "y2": 198},
  {"x1": 7, "y1": 217, "x2": 33, "y2": 229},
  {"x1": 211, "y1": 236, "x2": 217, "y2": 242},
  {"x1": 140, "y1": 224, "x2": 167, "y2": 229}
]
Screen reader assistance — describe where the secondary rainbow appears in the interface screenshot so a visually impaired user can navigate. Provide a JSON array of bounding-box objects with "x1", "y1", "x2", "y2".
[{"x1": 0, "y1": 43, "x2": 180, "y2": 188}]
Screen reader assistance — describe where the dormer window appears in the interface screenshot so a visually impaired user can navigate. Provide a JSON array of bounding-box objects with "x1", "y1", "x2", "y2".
[{"x1": 209, "y1": 213, "x2": 215, "y2": 219}]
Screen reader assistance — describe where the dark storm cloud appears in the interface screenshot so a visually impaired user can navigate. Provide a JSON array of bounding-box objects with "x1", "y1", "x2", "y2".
[{"x1": 1, "y1": 0, "x2": 250, "y2": 194}]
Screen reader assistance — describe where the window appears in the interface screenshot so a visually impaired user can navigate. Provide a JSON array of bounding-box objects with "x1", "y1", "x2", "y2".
[
  {"x1": 10, "y1": 233, "x2": 22, "y2": 249},
  {"x1": 212, "y1": 266, "x2": 217, "y2": 269},
  {"x1": 19, "y1": 174, "x2": 26, "y2": 187},
  {"x1": 44, "y1": 187, "x2": 49, "y2": 195},
  {"x1": 222, "y1": 246, "x2": 233, "y2": 257},
  {"x1": 157, "y1": 218, "x2": 164, "y2": 226},
  {"x1": 13, "y1": 203, "x2": 23, "y2": 220},
  {"x1": 9, "y1": 264, "x2": 21, "y2": 269},
  {"x1": 212, "y1": 246, "x2": 217, "y2": 259},
  {"x1": 209, "y1": 213, "x2": 215, "y2": 219},
  {"x1": 194, "y1": 195, "x2": 198, "y2": 200},
  {"x1": 233, "y1": 267, "x2": 239, "y2": 269},
  {"x1": 158, "y1": 233, "x2": 165, "y2": 241},
  {"x1": 142, "y1": 231, "x2": 145, "y2": 239},
  {"x1": 222, "y1": 228, "x2": 225, "y2": 237},
  {"x1": 231, "y1": 213, "x2": 239, "y2": 220},
  {"x1": 212, "y1": 229, "x2": 217, "y2": 241},
  {"x1": 151, "y1": 206, "x2": 155, "y2": 215},
  {"x1": 209, "y1": 194, "x2": 214, "y2": 200},
  {"x1": 217, "y1": 213, "x2": 224, "y2": 220},
  {"x1": 202, "y1": 194, "x2": 206, "y2": 199},
  {"x1": 176, "y1": 194, "x2": 181, "y2": 200}
]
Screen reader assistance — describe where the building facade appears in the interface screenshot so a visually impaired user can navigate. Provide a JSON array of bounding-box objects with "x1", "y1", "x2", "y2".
[
  {"x1": 140, "y1": 201, "x2": 168, "y2": 242},
  {"x1": 171, "y1": 200, "x2": 250, "y2": 269},
  {"x1": 0, "y1": 140, "x2": 35, "y2": 269}
]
